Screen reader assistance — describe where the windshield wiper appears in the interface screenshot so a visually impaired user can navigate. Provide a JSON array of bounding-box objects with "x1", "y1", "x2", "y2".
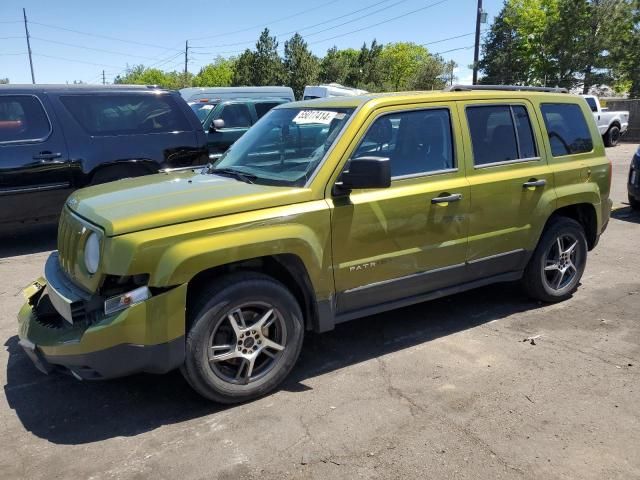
[{"x1": 208, "y1": 167, "x2": 257, "y2": 184}]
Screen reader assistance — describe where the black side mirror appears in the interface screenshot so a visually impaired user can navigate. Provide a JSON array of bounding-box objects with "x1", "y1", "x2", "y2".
[
  {"x1": 209, "y1": 119, "x2": 225, "y2": 132},
  {"x1": 338, "y1": 156, "x2": 391, "y2": 191}
]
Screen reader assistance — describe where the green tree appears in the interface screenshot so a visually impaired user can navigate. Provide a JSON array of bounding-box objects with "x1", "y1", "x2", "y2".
[
  {"x1": 114, "y1": 65, "x2": 185, "y2": 89},
  {"x1": 232, "y1": 49, "x2": 257, "y2": 86},
  {"x1": 284, "y1": 33, "x2": 319, "y2": 99},
  {"x1": 253, "y1": 28, "x2": 285, "y2": 85},
  {"x1": 0, "y1": 78, "x2": 8, "y2": 84},
  {"x1": 319, "y1": 47, "x2": 359, "y2": 85},
  {"x1": 479, "y1": 8, "x2": 528, "y2": 84},
  {"x1": 409, "y1": 55, "x2": 447, "y2": 90},
  {"x1": 194, "y1": 57, "x2": 236, "y2": 87},
  {"x1": 480, "y1": 0, "x2": 636, "y2": 92},
  {"x1": 379, "y1": 42, "x2": 431, "y2": 91},
  {"x1": 357, "y1": 40, "x2": 384, "y2": 91}
]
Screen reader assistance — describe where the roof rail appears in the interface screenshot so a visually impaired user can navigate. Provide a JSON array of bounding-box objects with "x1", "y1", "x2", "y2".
[{"x1": 444, "y1": 84, "x2": 569, "y2": 94}]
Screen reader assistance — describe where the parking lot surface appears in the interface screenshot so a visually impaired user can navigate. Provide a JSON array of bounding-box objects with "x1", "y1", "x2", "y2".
[{"x1": 1, "y1": 144, "x2": 639, "y2": 480}]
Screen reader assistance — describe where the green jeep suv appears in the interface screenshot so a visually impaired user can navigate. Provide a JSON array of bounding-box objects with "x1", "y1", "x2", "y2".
[{"x1": 18, "y1": 86, "x2": 612, "y2": 403}]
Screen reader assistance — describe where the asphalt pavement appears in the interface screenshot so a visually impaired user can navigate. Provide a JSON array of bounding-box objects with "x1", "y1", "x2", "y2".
[{"x1": 1, "y1": 144, "x2": 639, "y2": 480}]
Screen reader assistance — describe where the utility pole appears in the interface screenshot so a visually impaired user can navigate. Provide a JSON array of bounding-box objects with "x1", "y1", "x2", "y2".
[
  {"x1": 102, "y1": 70, "x2": 106, "y2": 85},
  {"x1": 472, "y1": 0, "x2": 483, "y2": 85},
  {"x1": 184, "y1": 40, "x2": 189, "y2": 87},
  {"x1": 23, "y1": 8, "x2": 35, "y2": 84}
]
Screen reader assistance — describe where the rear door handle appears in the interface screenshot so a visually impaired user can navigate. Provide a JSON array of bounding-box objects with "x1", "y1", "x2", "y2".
[
  {"x1": 33, "y1": 152, "x2": 62, "y2": 161},
  {"x1": 523, "y1": 179, "x2": 546, "y2": 188},
  {"x1": 431, "y1": 193, "x2": 463, "y2": 204}
]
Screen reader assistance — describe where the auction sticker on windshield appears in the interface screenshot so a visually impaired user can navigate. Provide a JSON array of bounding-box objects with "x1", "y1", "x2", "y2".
[{"x1": 293, "y1": 110, "x2": 338, "y2": 124}]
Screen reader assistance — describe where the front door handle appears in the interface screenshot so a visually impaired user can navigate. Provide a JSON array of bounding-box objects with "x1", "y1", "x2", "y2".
[
  {"x1": 33, "y1": 152, "x2": 62, "y2": 161},
  {"x1": 431, "y1": 193, "x2": 463, "y2": 204},
  {"x1": 523, "y1": 179, "x2": 546, "y2": 188}
]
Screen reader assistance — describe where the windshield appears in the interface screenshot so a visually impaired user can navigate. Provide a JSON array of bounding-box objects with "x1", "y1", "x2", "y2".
[
  {"x1": 213, "y1": 107, "x2": 354, "y2": 186},
  {"x1": 189, "y1": 102, "x2": 218, "y2": 123}
]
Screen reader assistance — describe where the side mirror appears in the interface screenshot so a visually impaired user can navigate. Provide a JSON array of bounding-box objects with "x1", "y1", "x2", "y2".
[
  {"x1": 338, "y1": 156, "x2": 391, "y2": 191},
  {"x1": 209, "y1": 119, "x2": 225, "y2": 132}
]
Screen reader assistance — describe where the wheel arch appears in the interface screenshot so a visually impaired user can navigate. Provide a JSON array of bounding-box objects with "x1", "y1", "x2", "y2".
[
  {"x1": 546, "y1": 203, "x2": 598, "y2": 250},
  {"x1": 186, "y1": 254, "x2": 321, "y2": 332}
]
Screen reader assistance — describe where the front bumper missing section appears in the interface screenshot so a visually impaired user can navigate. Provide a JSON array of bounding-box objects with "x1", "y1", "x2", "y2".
[{"x1": 17, "y1": 255, "x2": 187, "y2": 380}]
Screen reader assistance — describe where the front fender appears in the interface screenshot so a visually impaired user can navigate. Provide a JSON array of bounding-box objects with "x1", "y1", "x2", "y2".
[{"x1": 104, "y1": 200, "x2": 334, "y2": 300}]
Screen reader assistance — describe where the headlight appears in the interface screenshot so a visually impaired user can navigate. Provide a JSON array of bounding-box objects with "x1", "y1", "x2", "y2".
[{"x1": 84, "y1": 231, "x2": 101, "y2": 274}]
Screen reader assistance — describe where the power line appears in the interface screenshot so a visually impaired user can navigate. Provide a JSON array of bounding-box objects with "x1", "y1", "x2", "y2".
[
  {"x1": 29, "y1": 36, "x2": 173, "y2": 61},
  {"x1": 292, "y1": 0, "x2": 412, "y2": 39},
  {"x1": 307, "y1": 0, "x2": 449, "y2": 45},
  {"x1": 194, "y1": 0, "x2": 450, "y2": 57},
  {"x1": 192, "y1": 0, "x2": 407, "y2": 49},
  {"x1": 189, "y1": 0, "x2": 342, "y2": 41},
  {"x1": 422, "y1": 31, "x2": 478, "y2": 46},
  {"x1": 433, "y1": 44, "x2": 475, "y2": 55},
  {"x1": 27, "y1": 20, "x2": 174, "y2": 50},
  {"x1": 32, "y1": 53, "x2": 124, "y2": 70},
  {"x1": 0, "y1": 36, "x2": 23, "y2": 40}
]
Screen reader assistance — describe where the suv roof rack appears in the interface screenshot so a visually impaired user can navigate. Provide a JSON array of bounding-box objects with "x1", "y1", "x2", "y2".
[{"x1": 444, "y1": 84, "x2": 569, "y2": 94}]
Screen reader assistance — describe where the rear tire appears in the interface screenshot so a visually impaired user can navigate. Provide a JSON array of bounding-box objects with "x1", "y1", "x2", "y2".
[
  {"x1": 629, "y1": 194, "x2": 640, "y2": 211},
  {"x1": 522, "y1": 217, "x2": 588, "y2": 303},
  {"x1": 604, "y1": 125, "x2": 620, "y2": 147},
  {"x1": 181, "y1": 272, "x2": 304, "y2": 404}
]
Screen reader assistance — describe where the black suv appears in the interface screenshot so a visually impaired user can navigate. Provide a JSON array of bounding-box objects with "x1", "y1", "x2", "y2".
[{"x1": 0, "y1": 85, "x2": 208, "y2": 228}]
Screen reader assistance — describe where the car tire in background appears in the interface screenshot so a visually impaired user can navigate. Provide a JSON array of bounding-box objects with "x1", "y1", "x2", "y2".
[
  {"x1": 629, "y1": 194, "x2": 640, "y2": 211},
  {"x1": 522, "y1": 216, "x2": 588, "y2": 303},
  {"x1": 603, "y1": 125, "x2": 621, "y2": 147},
  {"x1": 181, "y1": 272, "x2": 304, "y2": 403}
]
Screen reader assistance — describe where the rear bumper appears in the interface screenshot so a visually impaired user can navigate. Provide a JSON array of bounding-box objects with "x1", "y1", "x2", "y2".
[{"x1": 17, "y1": 255, "x2": 187, "y2": 379}]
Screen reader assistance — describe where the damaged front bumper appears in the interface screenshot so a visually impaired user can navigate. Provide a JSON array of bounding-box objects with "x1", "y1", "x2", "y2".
[{"x1": 17, "y1": 253, "x2": 187, "y2": 380}]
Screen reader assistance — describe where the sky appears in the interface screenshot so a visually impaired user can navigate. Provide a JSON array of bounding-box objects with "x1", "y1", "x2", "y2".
[{"x1": 1, "y1": 0, "x2": 503, "y2": 86}]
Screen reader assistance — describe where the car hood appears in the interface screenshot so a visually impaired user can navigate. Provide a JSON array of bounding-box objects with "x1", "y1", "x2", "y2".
[{"x1": 68, "y1": 171, "x2": 312, "y2": 236}]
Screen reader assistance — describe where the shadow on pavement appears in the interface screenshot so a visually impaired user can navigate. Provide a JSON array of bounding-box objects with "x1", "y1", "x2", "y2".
[
  {"x1": 5, "y1": 282, "x2": 543, "y2": 445},
  {"x1": 611, "y1": 206, "x2": 640, "y2": 224},
  {"x1": 0, "y1": 223, "x2": 58, "y2": 259}
]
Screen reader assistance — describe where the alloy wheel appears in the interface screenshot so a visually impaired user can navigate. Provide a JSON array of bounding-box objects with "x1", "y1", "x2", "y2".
[
  {"x1": 543, "y1": 234, "x2": 580, "y2": 291},
  {"x1": 207, "y1": 302, "x2": 287, "y2": 385}
]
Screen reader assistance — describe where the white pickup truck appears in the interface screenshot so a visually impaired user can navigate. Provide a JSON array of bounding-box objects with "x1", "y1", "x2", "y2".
[{"x1": 581, "y1": 95, "x2": 629, "y2": 147}]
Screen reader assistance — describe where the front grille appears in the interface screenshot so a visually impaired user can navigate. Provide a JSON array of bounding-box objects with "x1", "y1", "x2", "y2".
[{"x1": 57, "y1": 208, "x2": 85, "y2": 279}]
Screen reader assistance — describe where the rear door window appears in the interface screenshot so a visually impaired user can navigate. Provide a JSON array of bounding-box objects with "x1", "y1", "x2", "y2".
[
  {"x1": 466, "y1": 105, "x2": 538, "y2": 166},
  {"x1": 0, "y1": 95, "x2": 50, "y2": 143},
  {"x1": 218, "y1": 104, "x2": 253, "y2": 128},
  {"x1": 540, "y1": 103, "x2": 593, "y2": 156},
  {"x1": 60, "y1": 94, "x2": 190, "y2": 136}
]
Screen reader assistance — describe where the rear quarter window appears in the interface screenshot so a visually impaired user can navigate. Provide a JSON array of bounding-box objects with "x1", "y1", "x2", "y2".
[
  {"x1": 60, "y1": 94, "x2": 190, "y2": 136},
  {"x1": 540, "y1": 103, "x2": 593, "y2": 156},
  {"x1": 0, "y1": 95, "x2": 50, "y2": 143}
]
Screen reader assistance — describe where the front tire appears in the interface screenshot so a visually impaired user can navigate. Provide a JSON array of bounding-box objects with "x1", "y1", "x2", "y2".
[
  {"x1": 629, "y1": 194, "x2": 640, "y2": 211},
  {"x1": 522, "y1": 217, "x2": 588, "y2": 303},
  {"x1": 604, "y1": 125, "x2": 620, "y2": 147},
  {"x1": 181, "y1": 272, "x2": 304, "y2": 403}
]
